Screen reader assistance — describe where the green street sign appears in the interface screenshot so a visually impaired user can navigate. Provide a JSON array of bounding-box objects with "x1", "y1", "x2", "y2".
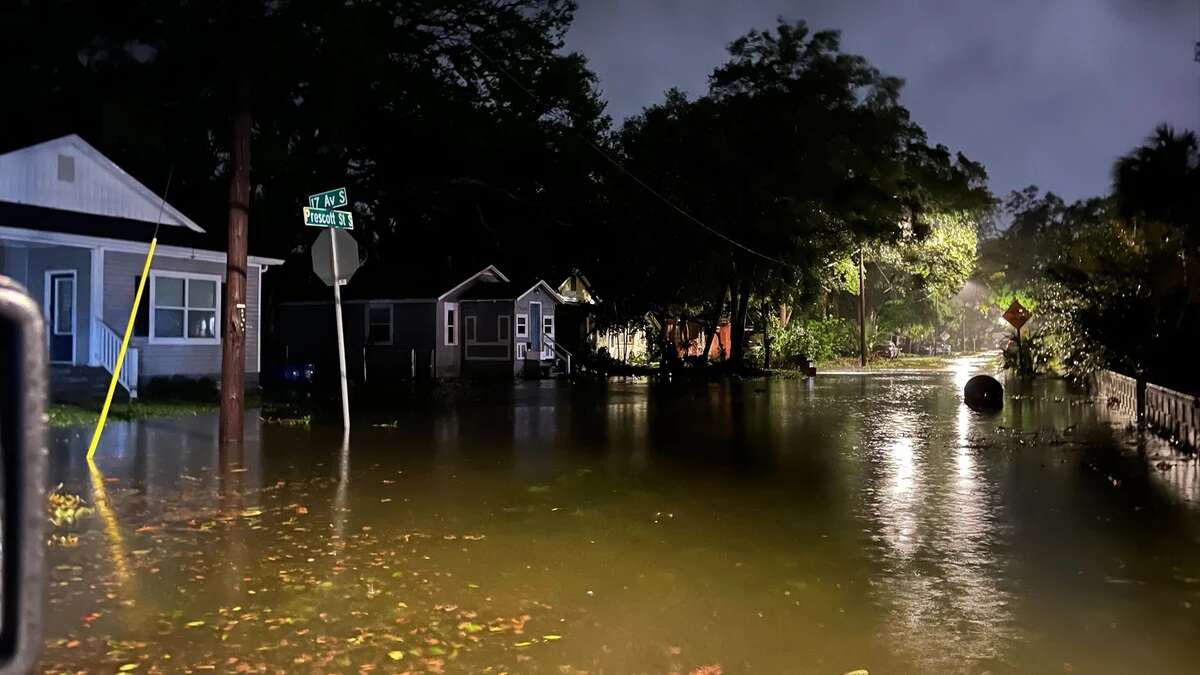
[
  {"x1": 303, "y1": 206, "x2": 354, "y2": 230},
  {"x1": 308, "y1": 187, "x2": 348, "y2": 210}
]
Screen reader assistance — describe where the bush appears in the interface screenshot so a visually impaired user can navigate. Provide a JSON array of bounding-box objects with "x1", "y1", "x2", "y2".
[
  {"x1": 141, "y1": 375, "x2": 219, "y2": 402},
  {"x1": 758, "y1": 315, "x2": 857, "y2": 367}
]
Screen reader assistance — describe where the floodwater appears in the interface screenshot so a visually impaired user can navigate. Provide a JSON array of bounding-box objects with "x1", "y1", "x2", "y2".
[{"x1": 40, "y1": 356, "x2": 1200, "y2": 674}]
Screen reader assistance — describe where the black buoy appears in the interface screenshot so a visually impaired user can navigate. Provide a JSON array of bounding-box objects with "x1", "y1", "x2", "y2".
[{"x1": 964, "y1": 374, "x2": 1004, "y2": 411}]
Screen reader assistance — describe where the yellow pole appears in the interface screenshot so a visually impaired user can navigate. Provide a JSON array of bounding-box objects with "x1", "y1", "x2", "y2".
[{"x1": 86, "y1": 238, "x2": 157, "y2": 461}]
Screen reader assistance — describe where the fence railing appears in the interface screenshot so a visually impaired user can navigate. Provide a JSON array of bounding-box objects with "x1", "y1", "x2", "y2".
[
  {"x1": 1094, "y1": 369, "x2": 1198, "y2": 451},
  {"x1": 93, "y1": 316, "x2": 138, "y2": 398}
]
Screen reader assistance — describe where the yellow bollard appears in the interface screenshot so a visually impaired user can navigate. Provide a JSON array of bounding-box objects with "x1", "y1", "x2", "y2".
[{"x1": 86, "y1": 238, "x2": 157, "y2": 461}]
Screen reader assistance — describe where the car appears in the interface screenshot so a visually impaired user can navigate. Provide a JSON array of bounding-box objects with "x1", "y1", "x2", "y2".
[
  {"x1": 872, "y1": 342, "x2": 899, "y2": 359},
  {"x1": 935, "y1": 342, "x2": 952, "y2": 355}
]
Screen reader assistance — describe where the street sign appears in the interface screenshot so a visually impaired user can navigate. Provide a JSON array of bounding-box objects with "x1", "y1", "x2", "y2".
[
  {"x1": 308, "y1": 187, "x2": 348, "y2": 210},
  {"x1": 1003, "y1": 299, "x2": 1031, "y2": 331},
  {"x1": 304, "y1": 206, "x2": 354, "y2": 230},
  {"x1": 312, "y1": 228, "x2": 360, "y2": 287},
  {"x1": 940, "y1": 331, "x2": 951, "y2": 342}
]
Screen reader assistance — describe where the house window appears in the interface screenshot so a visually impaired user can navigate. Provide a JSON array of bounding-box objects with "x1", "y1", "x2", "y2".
[
  {"x1": 53, "y1": 275, "x2": 75, "y2": 335},
  {"x1": 444, "y1": 302, "x2": 458, "y2": 345},
  {"x1": 465, "y1": 315, "x2": 477, "y2": 342},
  {"x1": 57, "y1": 154, "x2": 75, "y2": 182},
  {"x1": 543, "y1": 315, "x2": 554, "y2": 337},
  {"x1": 150, "y1": 271, "x2": 220, "y2": 343},
  {"x1": 499, "y1": 315, "x2": 511, "y2": 340},
  {"x1": 367, "y1": 304, "x2": 392, "y2": 344},
  {"x1": 516, "y1": 314, "x2": 527, "y2": 338}
]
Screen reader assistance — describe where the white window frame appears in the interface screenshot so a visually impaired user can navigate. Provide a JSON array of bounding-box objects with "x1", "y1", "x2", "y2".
[
  {"x1": 543, "y1": 314, "x2": 554, "y2": 337},
  {"x1": 517, "y1": 342, "x2": 528, "y2": 359},
  {"x1": 148, "y1": 270, "x2": 222, "y2": 345},
  {"x1": 43, "y1": 269, "x2": 77, "y2": 364},
  {"x1": 516, "y1": 313, "x2": 528, "y2": 338},
  {"x1": 366, "y1": 303, "x2": 393, "y2": 345},
  {"x1": 498, "y1": 315, "x2": 511, "y2": 341},
  {"x1": 465, "y1": 315, "x2": 477, "y2": 342},
  {"x1": 444, "y1": 302, "x2": 458, "y2": 346}
]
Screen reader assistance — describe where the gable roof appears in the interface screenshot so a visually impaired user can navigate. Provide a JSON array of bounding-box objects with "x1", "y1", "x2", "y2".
[
  {"x1": 437, "y1": 265, "x2": 510, "y2": 301},
  {"x1": 516, "y1": 279, "x2": 566, "y2": 303},
  {"x1": 0, "y1": 134, "x2": 202, "y2": 232}
]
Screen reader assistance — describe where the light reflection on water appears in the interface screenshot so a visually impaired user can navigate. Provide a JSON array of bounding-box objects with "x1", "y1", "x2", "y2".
[{"x1": 39, "y1": 360, "x2": 1200, "y2": 674}]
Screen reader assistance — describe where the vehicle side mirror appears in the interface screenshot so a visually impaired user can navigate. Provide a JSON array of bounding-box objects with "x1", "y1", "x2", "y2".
[{"x1": 0, "y1": 275, "x2": 48, "y2": 673}]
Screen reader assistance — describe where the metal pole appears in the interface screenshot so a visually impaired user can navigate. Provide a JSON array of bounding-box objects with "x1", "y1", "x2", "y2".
[
  {"x1": 858, "y1": 247, "x2": 867, "y2": 367},
  {"x1": 329, "y1": 231, "x2": 351, "y2": 429}
]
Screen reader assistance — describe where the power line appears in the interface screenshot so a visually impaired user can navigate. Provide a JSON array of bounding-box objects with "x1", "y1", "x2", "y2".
[{"x1": 465, "y1": 40, "x2": 789, "y2": 267}]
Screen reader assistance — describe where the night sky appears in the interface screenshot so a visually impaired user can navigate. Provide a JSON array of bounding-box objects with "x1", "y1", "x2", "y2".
[{"x1": 567, "y1": 0, "x2": 1199, "y2": 202}]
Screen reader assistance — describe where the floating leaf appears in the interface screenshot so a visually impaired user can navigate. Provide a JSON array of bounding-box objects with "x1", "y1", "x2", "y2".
[
  {"x1": 388, "y1": 651, "x2": 405, "y2": 661},
  {"x1": 185, "y1": 620, "x2": 206, "y2": 628},
  {"x1": 542, "y1": 634, "x2": 562, "y2": 641},
  {"x1": 119, "y1": 664, "x2": 139, "y2": 672}
]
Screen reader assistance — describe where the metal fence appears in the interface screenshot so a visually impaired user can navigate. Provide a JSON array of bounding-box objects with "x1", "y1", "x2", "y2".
[{"x1": 1094, "y1": 369, "x2": 1199, "y2": 452}]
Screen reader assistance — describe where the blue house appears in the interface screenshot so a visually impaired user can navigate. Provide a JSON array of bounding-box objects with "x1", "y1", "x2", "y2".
[{"x1": 0, "y1": 134, "x2": 283, "y2": 399}]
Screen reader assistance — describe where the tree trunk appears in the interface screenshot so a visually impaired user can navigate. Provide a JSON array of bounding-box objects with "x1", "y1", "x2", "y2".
[
  {"x1": 762, "y1": 300, "x2": 771, "y2": 370},
  {"x1": 700, "y1": 285, "x2": 728, "y2": 365},
  {"x1": 729, "y1": 281, "x2": 750, "y2": 369},
  {"x1": 778, "y1": 303, "x2": 792, "y2": 329},
  {"x1": 219, "y1": 72, "x2": 252, "y2": 444}
]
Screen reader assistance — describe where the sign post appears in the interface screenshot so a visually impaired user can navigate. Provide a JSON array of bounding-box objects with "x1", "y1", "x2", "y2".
[
  {"x1": 1002, "y1": 299, "x2": 1032, "y2": 372},
  {"x1": 306, "y1": 187, "x2": 357, "y2": 429},
  {"x1": 328, "y1": 231, "x2": 350, "y2": 429}
]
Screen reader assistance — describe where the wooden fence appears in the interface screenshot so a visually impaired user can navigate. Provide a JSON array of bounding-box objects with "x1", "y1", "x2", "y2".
[{"x1": 1094, "y1": 370, "x2": 1199, "y2": 452}]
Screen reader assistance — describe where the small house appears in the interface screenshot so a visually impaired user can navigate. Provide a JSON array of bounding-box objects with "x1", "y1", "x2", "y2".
[
  {"x1": 275, "y1": 265, "x2": 571, "y2": 381},
  {"x1": 0, "y1": 135, "x2": 283, "y2": 399}
]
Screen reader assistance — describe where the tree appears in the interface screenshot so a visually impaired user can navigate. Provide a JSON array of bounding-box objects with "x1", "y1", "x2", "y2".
[{"x1": 592, "y1": 19, "x2": 990, "y2": 368}]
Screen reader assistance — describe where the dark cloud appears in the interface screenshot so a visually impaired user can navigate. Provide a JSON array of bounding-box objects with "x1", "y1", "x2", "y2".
[{"x1": 567, "y1": 0, "x2": 1199, "y2": 201}]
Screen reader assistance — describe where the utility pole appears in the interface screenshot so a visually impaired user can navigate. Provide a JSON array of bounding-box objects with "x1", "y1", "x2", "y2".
[
  {"x1": 858, "y1": 246, "x2": 867, "y2": 367},
  {"x1": 220, "y1": 72, "x2": 252, "y2": 444}
]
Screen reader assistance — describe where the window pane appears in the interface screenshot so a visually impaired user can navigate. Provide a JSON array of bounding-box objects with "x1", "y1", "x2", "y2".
[
  {"x1": 155, "y1": 308, "x2": 185, "y2": 337},
  {"x1": 369, "y1": 307, "x2": 390, "y2": 325},
  {"x1": 368, "y1": 323, "x2": 390, "y2": 343},
  {"x1": 54, "y1": 277, "x2": 73, "y2": 334},
  {"x1": 156, "y1": 276, "x2": 184, "y2": 306},
  {"x1": 189, "y1": 279, "x2": 217, "y2": 309},
  {"x1": 187, "y1": 310, "x2": 217, "y2": 338}
]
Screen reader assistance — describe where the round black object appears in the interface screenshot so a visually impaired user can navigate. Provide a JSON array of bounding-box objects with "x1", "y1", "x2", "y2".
[{"x1": 964, "y1": 375, "x2": 1004, "y2": 411}]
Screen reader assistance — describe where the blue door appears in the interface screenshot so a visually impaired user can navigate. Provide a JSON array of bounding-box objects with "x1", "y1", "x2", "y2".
[
  {"x1": 529, "y1": 302, "x2": 541, "y2": 353},
  {"x1": 47, "y1": 271, "x2": 76, "y2": 364}
]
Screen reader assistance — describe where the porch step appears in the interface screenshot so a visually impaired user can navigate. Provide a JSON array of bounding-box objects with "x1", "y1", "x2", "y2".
[{"x1": 50, "y1": 365, "x2": 126, "y2": 404}]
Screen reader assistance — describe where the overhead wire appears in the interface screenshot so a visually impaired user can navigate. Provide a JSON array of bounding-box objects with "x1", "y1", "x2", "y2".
[{"x1": 465, "y1": 39, "x2": 790, "y2": 267}]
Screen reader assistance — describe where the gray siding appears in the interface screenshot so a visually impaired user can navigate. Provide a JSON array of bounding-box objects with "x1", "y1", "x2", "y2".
[
  {"x1": 275, "y1": 300, "x2": 436, "y2": 382},
  {"x1": 514, "y1": 285, "x2": 559, "y2": 375},
  {"x1": 461, "y1": 300, "x2": 512, "y2": 370},
  {"x1": 20, "y1": 244, "x2": 92, "y2": 365},
  {"x1": 104, "y1": 251, "x2": 260, "y2": 381}
]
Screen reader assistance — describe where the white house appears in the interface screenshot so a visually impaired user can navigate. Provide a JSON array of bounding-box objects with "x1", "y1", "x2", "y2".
[{"x1": 0, "y1": 134, "x2": 283, "y2": 398}]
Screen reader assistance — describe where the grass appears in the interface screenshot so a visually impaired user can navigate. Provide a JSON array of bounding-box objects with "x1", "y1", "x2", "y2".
[{"x1": 47, "y1": 400, "x2": 219, "y2": 428}]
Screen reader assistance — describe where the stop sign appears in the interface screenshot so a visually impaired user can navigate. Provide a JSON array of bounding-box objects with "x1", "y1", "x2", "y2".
[{"x1": 311, "y1": 228, "x2": 360, "y2": 286}]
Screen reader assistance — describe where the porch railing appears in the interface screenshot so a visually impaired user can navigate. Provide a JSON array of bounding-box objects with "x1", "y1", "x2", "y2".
[
  {"x1": 93, "y1": 316, "x2": 139, "y2": 398},
  {"x1": 543, "y1": 333, "x2": 572, "y2": 376}
]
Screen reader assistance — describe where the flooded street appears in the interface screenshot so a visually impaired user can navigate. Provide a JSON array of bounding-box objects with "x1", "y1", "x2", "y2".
[{"x1": 40, "y1": 356, "x2": 1200, "y2": 674}]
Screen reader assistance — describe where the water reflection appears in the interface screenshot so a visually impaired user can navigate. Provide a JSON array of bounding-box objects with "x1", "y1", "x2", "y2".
[
  {"x1": 39, "y1": 363, "x2": 1200, "y2": 674},
  {"x1": 860, "y1": 367, "x2": 1015, "y2": 671}
]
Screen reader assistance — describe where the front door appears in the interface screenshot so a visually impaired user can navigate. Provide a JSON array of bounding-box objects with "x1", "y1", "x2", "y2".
[
  {"x1": 47, "y1": 271, "x2": 76, "y2": 364},
  {"x1": 529, "y1": 302, "x2": 542, "y2": 354}
]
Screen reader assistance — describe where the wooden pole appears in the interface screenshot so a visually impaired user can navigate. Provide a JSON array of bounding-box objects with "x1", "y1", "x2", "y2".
[
  {"x1": 220, "y1": 73, "x2": 252, "y2": 444},
  {"x1": 858, "y1": 247, "x2": 867, "y2": 367}
]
